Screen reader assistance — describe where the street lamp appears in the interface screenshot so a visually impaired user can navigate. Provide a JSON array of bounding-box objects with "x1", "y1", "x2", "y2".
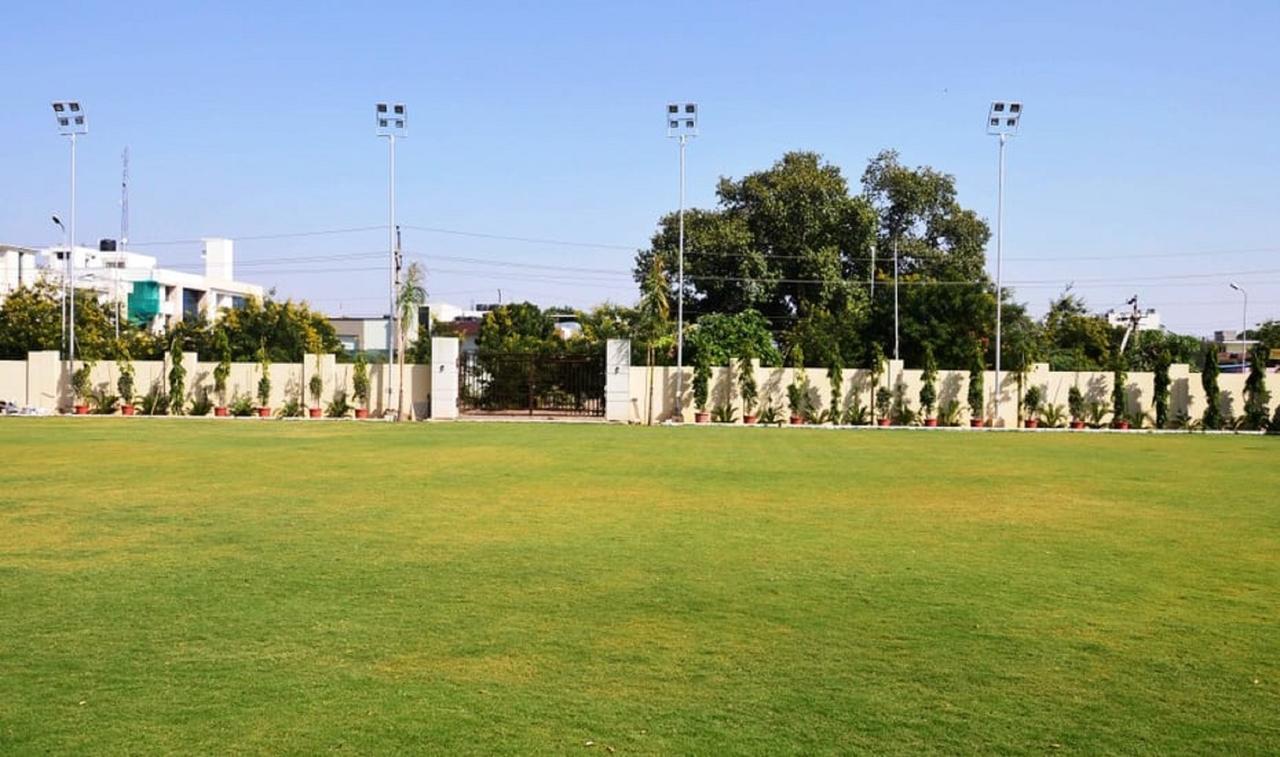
[
  {"x1": 376, "y1": 102, "x2": 407, "y2": 416},
  {"x1": 52, "y1": 101, "x2": 86, "y2": 394},
  {"x1": 986, "y1": 100, "x2": 1022, "y2": 426},
  {"x1": 1230, "y1": 282, "x2": 1248, "y2": 364},
  {"x1": 667, "y1": 101, "x2": 697, "y2": 421}
]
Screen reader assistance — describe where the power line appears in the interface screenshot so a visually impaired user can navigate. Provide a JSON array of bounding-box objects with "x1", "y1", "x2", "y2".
[{"x1": 401, "y1": 224, "x2": 636, "y2": 251}]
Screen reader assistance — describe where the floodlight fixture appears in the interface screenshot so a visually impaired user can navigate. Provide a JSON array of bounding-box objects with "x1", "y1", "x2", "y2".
[
  {"x1": 986, "y1": 100, "x2": 1022, "y2": 135},
  {"x1": 666, "y1": 102, "x2": 698, "y2": 138},
  {"x1": 51, "y1": 100, "x2": 88, "y2": 135},
  {"x1": 376, "y1": 101, "x2": 408, "y2": 137}
]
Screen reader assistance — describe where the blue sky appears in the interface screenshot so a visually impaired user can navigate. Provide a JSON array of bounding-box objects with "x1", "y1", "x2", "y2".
[{"x1": 3, "y1": 0, "x2": 1278, "y2": 335}]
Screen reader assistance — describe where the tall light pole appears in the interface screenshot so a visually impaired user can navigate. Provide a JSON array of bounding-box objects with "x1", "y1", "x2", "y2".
[
  {"x1": 986, "y1": 100, "x2": 1022, "y2": 426},
  {"x1": 666, "y1": 102, "x2": 697, "y2": 421},
  {"x1": 376, "y1": 102, "x2": 407, "y2": 416},
  {"x1": 1230, "y1": 282, "x2": 1248, "y2": 364},
  {"x1": 52, "y1": 101, "x2": 87, "y2": 407}
]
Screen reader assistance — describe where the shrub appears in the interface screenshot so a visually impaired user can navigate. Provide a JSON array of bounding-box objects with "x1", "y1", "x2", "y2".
[
  {"x1": 71, "y1": 361, "x2": 94, "y2": 405},
  {"x1": 1040, "y1": 403, "x2": 1067, "y2": 428},
  {"x1": 168, "y1": 340, "x2": 186, "y2": 416},
  {"x1": 189, "y1": 387, "x2": 213, "y2": 417},
  {"x1": 89, "y1": 386, "x2": 119, "y2": 415},
  {"x1": 326, "y1": 389, "x2": 353, "y2": 418},
  {"x1": 967, "y1": 348, "x2": 984, "y2": 422},
  {"x1": 1153, "y1": 350, "x2": 1171, "y2": 429},
  {"x1": 138, "y1": 383, "x2": 169, "y2": 416},
  {"x1": 1243, "y1": 345, "x2": 1271, "y2": 430},
  {"x1": 786, "y1": 379, "x2": 808, "y2": 420},
  {"x1": 117, "y1": 349, "x2": 135, "y2": 407},
  {"x1": 757, "y1": 404, "x2": 782, "y2": 426},
  {"x1": 939, "y1": 400, "x2": 962, "y2": 427},
  {"x1": 1024, "y1": 385, "x2": 1042, "y2": 418},
  {"x1": 352, "y1": 354, "x2": 371, "y2": 409},
  {"x1": 229, "y1": 393, "x2": 256, "y2": 417},
  {"x1": 213, "y1": 329, "x2": 232, "y2": 406},
  {"x1": 919, "y1": 345, "x2": 938, "y2": 419},
  {"x1": 1068, "y1": 385, "x2": 1085, "y2": 423},
  {"x1": 308, "y1": 372, "x2": 324, "y2": 409},
  {"x1": 875, "y1": 386, "x2": 892, "y2": 421},
  {"x1": 842, "y1": 393, "x2": 870, "y2": 426},
  {"x1": 277, "y1": 397, "x2": 305, "y2": 418},
  {"x1": 1111, "y1": 357, "x2": 1128, "y2": 427},
  {"x1": 827, "y1": 357, "x2": 843, "y2": 425},
  {"x1": 711, "y1": 403, "x2": 737, "y2": 423},
  {"x1": 890, "y1": 385, "x2": 914, "y2": 425},
  {"x1": 737, "y1": 353, "x2": 758, "y2": 416},
  {"x1": 1201, "y1": 346, "x2": 1222, "y2": 430},
  {"x1": 257, "y1": 347, "x2": 272, "y2": 408}
]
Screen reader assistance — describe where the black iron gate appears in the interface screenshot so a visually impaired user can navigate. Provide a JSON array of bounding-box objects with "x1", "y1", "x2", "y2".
[{"x1": 458, "y1": 351, "x2": 605, "y2": 416}]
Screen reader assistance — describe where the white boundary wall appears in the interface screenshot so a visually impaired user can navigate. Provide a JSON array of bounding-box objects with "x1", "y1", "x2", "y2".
[
  {"x1": 626, "y1": 360, "x2": 1279, "y2": 427},
  {"x1": 1, "y1": 351, "x2": 431, "y2": 417}
]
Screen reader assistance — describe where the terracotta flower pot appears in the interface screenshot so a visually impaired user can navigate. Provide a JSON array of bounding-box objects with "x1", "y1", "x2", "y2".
[
  {"x1": 743, "y1": 414, "x2": 757, "y2": 425},
  {"x1": 1070, "y1": 420, "x2": 1085, "y2": 430},
  {"x1": 258, "y1": 407, "x2": 271, "y2": 418},
  {"x1": 355, "y1": 408, "x2": 369, "y2": 419},
  {"x1": 121, "y1": 404, "x2": 135, "y2": 416},
  {"x1": 970, "y1": 419, "x2": 984, "y2": 428},
  {"x1": 789, "y1": 416, "x2": 804, "y2": 426},
  {"x1": 694, "y1": 411, "x2": 710, "y2": 424},
  {"x1": 925, "y1": 418, "x2": 938, "y2": 427},
  {"x1": 214, "y1": 406, "x2": 228, "y2": 417},
  {"x1": 877, "y1": 418, "x2": 891, "y2": 427},
  {"x1": 1025, "y1": 419, "x2": 1039, "y2": 429},
  {"x1": 309, "y1": 407, "x2": 322, "y2": 418},
  {"x1": 1115, "y1": 420, "x2": 1130, "y2": 430}
]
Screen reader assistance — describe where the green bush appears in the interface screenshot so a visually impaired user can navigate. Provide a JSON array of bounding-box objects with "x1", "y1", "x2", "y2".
[
  {"x1": 875, "y1": 386, "x2": 892, "y2": 421},
  {"x1": 189, "y1": 389, "x2": 213, "y2": 417},
  {"x1": 1068, "y1": 385, "x2": 1085, "y2": 423},
  {"x1": 326, "y1": 390, "x2": 353, "y2": 418},
  {"x1": 229, "y1": 393, "x2": 256, "y2": 417},
  {"x1": 919, "y1": 345, "x2": 938, "y2": 419}
]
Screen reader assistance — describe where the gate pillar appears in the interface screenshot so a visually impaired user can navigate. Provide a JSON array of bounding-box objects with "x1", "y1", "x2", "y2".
[
  {"x1": 606, "y1": 339, "x2": 631, "y2": 422},
  {"x1": 431, "y1": 337, "x2": 459, "y2": 420}
]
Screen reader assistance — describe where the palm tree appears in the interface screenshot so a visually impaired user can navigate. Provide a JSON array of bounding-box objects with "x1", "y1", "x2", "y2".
[
  {"x1": 636, "y1": 256, "x2": 671, "y2": 424},
  {"x1": 396, "y1": 262, "x2": 426, "y2": 420}
]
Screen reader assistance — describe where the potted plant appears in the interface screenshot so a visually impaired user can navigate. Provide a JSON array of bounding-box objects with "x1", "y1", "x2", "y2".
[
  {"x1": 738, "y1": 353, "x2": 758, "y2": 425},
  {"x1": 826, "y1": 357, "x2": 844, "y2": 426},
  {"x1": 1112, "y1": 358, "x2": 1129, "y2": 430},
  {"x1": 167, "y1": 339, "x2": 186, "y2": 416},
  {"x1": 71, "y1": 360, "x2": 94, "y2": 414},
  {"x1": 213, "y1": 330, "x2": 231, "y2": 416},
  {"x1": 1068, "y1": 385, "x2": 1085, "y2": 429},
  {"x1": 1023, "y1": 385, "x2": 1042, "y2": 429},
  {"x1": 919, "y1": 345, "x2": 938, "y2": 427},
  {"x1": 692, "y1": 356, "x2": 711, "y2": 423},
  {"x1": 326, "y1": 389, "x2": 352, "y2": 418},
  {"x1": 117, "y1": 349, "x2": 135, "y2": 416},
  {"x1": 308, "y1": 371, "x2": 324, "y2": 418},
  {"x1": 875, "y1": 386, "x2": 892, "y2": 426},
  {"x1": 967, "y1": 347, "x2": 984, "y2": 427},
  {"x1": 786, "y1": 349, "x2": 808, "y2": 425},
  {"x1": 352, "y1": 353, "x2": 371, "y2": 419},
  {"x1": 256, "y1": 347, "x2": 272, "y2": 417}
]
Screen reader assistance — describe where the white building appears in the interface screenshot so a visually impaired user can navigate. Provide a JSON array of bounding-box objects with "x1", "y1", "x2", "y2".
[
  {"x1": 1, "y1": 237, "x2": 263, "y2": 332},
  {"x1": 1105, "y1": 307, "x2": 1162, "y2": 332}
]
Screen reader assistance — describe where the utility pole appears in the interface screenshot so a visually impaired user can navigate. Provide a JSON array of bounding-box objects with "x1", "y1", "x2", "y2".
[{"x1": 666, "y1": 102, "x2": 698, "y2": 421}]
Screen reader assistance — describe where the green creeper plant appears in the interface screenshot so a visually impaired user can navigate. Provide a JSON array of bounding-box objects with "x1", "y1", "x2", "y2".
[
  {"x1": 1111, "y1": 356, "x2": 1128, "y2": 427},
  {"x1": 1243, "y1": 344, "x2": 1271, "y2": 430},
  {"x1": 352, "y1": 353, "x2": 371, "y2": 410},
  {"x1": 168, "y1": 339, "x2": 186, "y2": 416},
  {"x1": 967, "y1": 346, "x2": 984, "y2": 422},
  {"x1": 737, "y1": 352, "x2": 758, "y2": 416},
  {"x1": 1153, "y1": 350, "x2": 1171, "y2": 429}
]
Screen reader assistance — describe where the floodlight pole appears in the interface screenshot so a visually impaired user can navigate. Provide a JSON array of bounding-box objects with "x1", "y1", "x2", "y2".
[
  {"x1": 993, "y1": 132, "x2": 1006, "y2": 427},
  {"x1": 68, "y1": 132, "x2": 78, "y2": 387},
  {"x1": 893, "y1": 237, "x2": 899, "y2": 363},
  {"x1": 675, "y1": 134, "x2": 687, "y2": 421},
  {"x1": 387, "y1": 133, "x2": 397, "y2": 418}
]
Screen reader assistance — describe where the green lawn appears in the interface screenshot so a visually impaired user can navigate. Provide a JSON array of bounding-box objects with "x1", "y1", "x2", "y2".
[{"x1": 1, "y1": 420, "x2": 1277, "y2": 754}]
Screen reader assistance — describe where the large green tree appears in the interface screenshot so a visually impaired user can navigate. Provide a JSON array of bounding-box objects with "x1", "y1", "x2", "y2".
[
  {"x1": 476, "y1": 302, "x2": 557, "y2": 353},
  {"x1": 0, "y1": 281, "x2": 127, "y2": 360},
  {"x1": 211, "y1": 297, "x2": 342, "y2": 363},
  {"x1": 634, "y1": 152, "x2": 877, "y2": 344}
]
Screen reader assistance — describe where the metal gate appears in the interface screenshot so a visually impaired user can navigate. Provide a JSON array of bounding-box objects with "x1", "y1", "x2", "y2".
[{"x1": 458, "y1": 351, "x2": 605, "y2": 416}]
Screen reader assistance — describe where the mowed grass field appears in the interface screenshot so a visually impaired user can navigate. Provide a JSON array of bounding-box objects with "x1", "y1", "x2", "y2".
[{"x1": 0, "y1": 420, "x2": 1277, "y2": 754}]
